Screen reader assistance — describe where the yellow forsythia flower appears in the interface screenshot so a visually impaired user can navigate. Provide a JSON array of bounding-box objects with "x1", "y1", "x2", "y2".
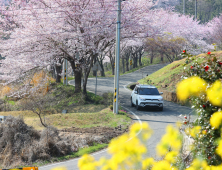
[
  {"x1": 156, "y1": 125, "x2": 182, "y2": 156},
  {"x1": 129, "y1": 122, "x2": 153, "y2": 141},
  {"x1": 78, "y1": 154, "x2": 97, "y2": 170},
  {"x1": 186, "y1": 159, "x2": 208, "y2": 170},
  {"x1": 142, "y1": 157, "x2": 154, "y2": 170},
  {"x1": 152, "y1": 160, "x2": 177, "y2": 170},
  {"x1": 165, "y1": 151, "x2": 178, "y2": 163},
  {"x1": 210, "y1": 111, "x2": 222, "y2": 129},
  {"x1": 206, "y1": 80, "x2": 222, "y2": 106},
  {"x1": 216, "y1": 139, "x2": 222, "y2": 158},
  {"x1": 190, "y1": 126, "x2": 201, "y2": 138},
  {"x1": 176, "y1": 121, "x2": 183, "y2": 128},
  {"x1": 176, "y1": 76, "x2": 207, "y2": 101},
  {"x1": 51, "y1": 167, "x2": 67, "y2": 170}
]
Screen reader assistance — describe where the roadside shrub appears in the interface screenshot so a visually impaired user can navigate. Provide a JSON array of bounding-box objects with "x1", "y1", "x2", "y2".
[
  {"x1": 0, "y1": 116, "x2": 72, "y2": 168},
  {"x1": 109, "y1": 105, "x2": 113, "y2": 110},
  {"x1": 101, "y1": 92, "x2": 113, "y2": 105},
  {"x1": 118, "y1": 110, "x2": 127, "y2": 115},
  {"x1": 91, "y1": 95, "x2": 103, "y2": 104},
  {"x1": 180, "y1": 51, "x2": 222, "y2": 165}
]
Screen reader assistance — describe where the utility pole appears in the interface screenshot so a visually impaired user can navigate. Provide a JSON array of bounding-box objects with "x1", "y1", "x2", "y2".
[
  {"x1": 113, "y1": 0, "x2": 121, "y2": 114},
  {"x1": 183, "y1": 0, "x2": 185, "y2": 15},
  {"x1": 195, "y1": 0, "x2": 197, "y2": 20}
]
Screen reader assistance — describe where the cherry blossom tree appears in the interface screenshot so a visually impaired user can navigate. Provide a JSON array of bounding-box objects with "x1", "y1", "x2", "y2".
[
  {"x1": 0, "y1": 0, "x2": 155, "y2": 96},
  {"x1": 0, "y1": 0, "x2": 213, "y2": 98}
]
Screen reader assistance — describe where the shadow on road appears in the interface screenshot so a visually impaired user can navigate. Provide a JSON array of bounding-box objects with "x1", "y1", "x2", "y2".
[{"x1": 131, "y1": 118, "x2": 176, "y2": 124}]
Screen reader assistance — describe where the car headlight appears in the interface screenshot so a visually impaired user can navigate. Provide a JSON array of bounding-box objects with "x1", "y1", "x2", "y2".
[
  {"x1": 158, "y1": 98, "x2": 163, "y2": 101},
  {"x1": 139, "y1": 97, "x2": 146, "y2": 101}
]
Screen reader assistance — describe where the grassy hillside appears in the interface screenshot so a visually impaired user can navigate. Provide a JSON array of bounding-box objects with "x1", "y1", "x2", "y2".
[
  {"x1": 138, "y1": 51, "x2": 222, "y2": 92},
  {"x1": 0, "y1": 108, "x2": 131, "y2": 130}
]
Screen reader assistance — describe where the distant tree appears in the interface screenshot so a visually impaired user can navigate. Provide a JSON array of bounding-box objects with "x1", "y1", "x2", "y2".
[{"x1": 175, "y1": 0, "x2": 222, "y2": 23}]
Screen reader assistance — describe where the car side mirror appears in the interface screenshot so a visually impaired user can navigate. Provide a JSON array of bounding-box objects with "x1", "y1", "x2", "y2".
[
  {"x1": 160, "y1": 92, "x2": 163, "y2": 95},
  {"x1": 134, "y1": 91, "x2": 138, "y2": 94}
]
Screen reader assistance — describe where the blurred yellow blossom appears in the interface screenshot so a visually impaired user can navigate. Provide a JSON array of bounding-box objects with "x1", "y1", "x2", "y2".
[
  {"x1": 176, "y1": 76, "x2": 207, "y2": 101},
  {"x1": 77, "y1": 121, "x2": 222, "y2": 170},
  {"x1": 142, "y1": 157, "x2": 154, "y2": 170},
  {"x1": 210, "y1": 111, "x2": 222, "y2": 129},
  {"x1": 176, "y1": 121, "x2": 183, "y2": 128},
  {"x1": 216, "y1": 139, "x2": 222, "y2": 158},
  {"x1": 152, "y1": 160, "x2": 177, "y2": 170},
  {"x1": 156, "y1": 125, "x2": 182, "y2": 156},
  {"x1": 78, "y1": 154, "x2": 97, "y2": 170},
  {"x1": 165, "y1": 151, "x2": 178, "y2": 163},
  {"x1": 206, "y1": 80, "x2": 222, "y2": 106},
  {"x1": 185, "y1": 127, "x2": 191, "y2": 136},
  {"x1": 202, "y1": 130, "x2": 207, "y2": 135},
  {"x1": 129, "y1": 122, "x2": 153, "y2": 140},
  {"x1": 190, "y1": 126, "x2": 201, "y2": 138},
  {"x1": 51, "y1": 167, "x2": 67, "y2": 170},
  {"x1": 186, "y1": 159, "x2": 208, "y2": 170}
]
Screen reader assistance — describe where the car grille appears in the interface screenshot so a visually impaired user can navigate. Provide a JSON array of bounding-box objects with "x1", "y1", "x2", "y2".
[
  {"x1": 140, "y1": 102, "x2": 160, "y2": 105},
  {"x1": 145, "y1": 99, "x2": 159, "y2": 101}
]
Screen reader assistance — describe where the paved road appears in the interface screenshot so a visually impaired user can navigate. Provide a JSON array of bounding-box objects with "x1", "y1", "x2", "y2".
[{"x1": 40, "y1": 63, "x2": 193, "y2": 170}]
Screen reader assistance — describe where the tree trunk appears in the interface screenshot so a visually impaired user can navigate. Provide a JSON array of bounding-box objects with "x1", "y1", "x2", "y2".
[
  {"x1": 83, "y1": 55, "x2": 95, "y2": 96},
  {"x1": 69, "y1": 59, "x2": 82, "y2": 93},
  {"x1": 150, "y1": 50, "x2": 154, "y2": 64},
  {"x1": 109, "y1": 51, "x2": 115, "y2": 75},
  {"x1": 139, "y1": 54, "x2": 142, "y2": 66},
  {"x1": 122, "y1": 57, "x2": 125, "y2": 74},
  {"x1": 133, "y1": 53, "x2": 138, "y2": 68},
  {"x1": 93, "y1": 57, "x2": 97, "y2": 76},
  {"x1": 125, "y1": 56, "x2": 129, "y2": 71},
  {"x1": 55, "y1": 63, "x2": 62, "y2": 83},
  {"x1": 98, "y1": 57, "x2": 105, "y2": 77},
  {"x1": 100, "y1": 70, "x2": 105, "y2": 77},
  {"x1": 112, "y1": 64, "x2": 115, "y2": 75},
  {"x1": 138, "y1": 48, "x2": 144, "y2": 66},
  {"x1": 74, "y1": 69, "x2": 82, "y2": 93},
  {"x1": 164, "y1": 53, "x2": 173, "y2": 63},
  {"x1": 160, "y1": 52, "x2": 164, "y2": 62}
]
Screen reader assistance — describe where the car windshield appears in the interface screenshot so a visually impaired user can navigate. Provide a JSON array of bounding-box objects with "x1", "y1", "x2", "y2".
[{"x1": 138, "y1": 88, "x2": 160, "y2": 95}]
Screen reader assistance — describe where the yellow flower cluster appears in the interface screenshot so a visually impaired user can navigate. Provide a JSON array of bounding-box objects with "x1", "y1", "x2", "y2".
[
  {"x1": 156, "y1": 125, "x2": 182, "y2": 157},
  {"x1": 206, "y1": 80, "x2": 222, "y2": 106},
  {"x1": 176, "y1": 76, "x2": 207, "y2": 101},
  {"x1": 190, "y1": 126, "x2": 201, "y2": 138},
  {"x1": 77, "y1": 123, "x2": 181, "y2": 170},
  {"x1": 51, "y1": 122, "x2": 222, "y2": 170},
  {"x1": 176, "y1": 77, "x2": 222, "y2": 108},
  {"x1": 210, "y1": 111, "x2": 222, "y2": 129},
  {"x1": 216, "y1": 139, "x2": 222, "y2": 158},
  {"x1": 50, "y1": 76, "x2": 222, "y2": 170}
]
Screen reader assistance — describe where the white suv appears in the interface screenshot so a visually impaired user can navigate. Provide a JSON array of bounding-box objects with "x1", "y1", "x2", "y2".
[{"x1": 131, "y1": 85, "x2": 164, "y2": 111}]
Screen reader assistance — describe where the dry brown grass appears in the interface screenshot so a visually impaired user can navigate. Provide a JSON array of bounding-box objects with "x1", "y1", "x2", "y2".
[{"x1": 0, "y1": 85, "x2": 12, "y2": 98}]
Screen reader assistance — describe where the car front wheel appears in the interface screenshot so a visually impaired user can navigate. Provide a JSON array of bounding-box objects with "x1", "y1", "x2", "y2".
[
  {"x1": 136, "y1": 101, "x2": 140, "y2": 110},
  {"x1": 131, "y1": 98, "x2": 134, "y2": 107},
  {"x1": 159, "y1": 107, "x2": 163, "y2": 111}
]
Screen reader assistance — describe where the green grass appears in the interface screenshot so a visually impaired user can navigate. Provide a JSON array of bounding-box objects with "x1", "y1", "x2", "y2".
[
  {"x1": 33, "y1": 143, "x2": 108, "y2": 167},
  {"x1": 1, "y1": 107, "x2": 131, "y2": 130},
  {"x1": 7, "y1": 100, "x2": 15, "y2": 105},
  {"x1": 138, "y1": 51, "x2": 222, "y2": 92}
]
